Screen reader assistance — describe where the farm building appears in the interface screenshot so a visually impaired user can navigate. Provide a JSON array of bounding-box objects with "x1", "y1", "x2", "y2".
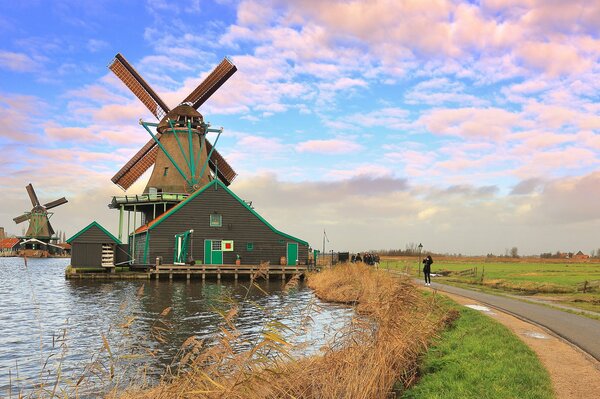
[
  {"x1": 129, "y1": 179, "x2": 309, "y2": 267},
  {"x1": 0, "y1": 238, "x2": 21, "y2": 256},
  {"x1": 573, "y1": 251, "x2": 590, "y2": 260},
  {"x1": 67, "y1": 222, "x2": 129, "y2": 268}
]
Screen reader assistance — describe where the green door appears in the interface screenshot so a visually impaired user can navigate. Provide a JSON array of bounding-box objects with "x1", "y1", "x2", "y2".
[
  {"x1": 204, "y1": 239, "x2": 223, "y2": 265},
  {"x1": 287, "y1": 243, "x2": 298, "y2": 266},
  {"x1": 204, "y1": 240, "x2": 212, "y2": 264},
  {"x1": 174, "y1": 231, "x2": 191, "y2": 264}
]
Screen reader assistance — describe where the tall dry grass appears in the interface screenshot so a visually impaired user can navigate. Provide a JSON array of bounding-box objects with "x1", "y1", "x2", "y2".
[{"x1": 115, "y1": 263, "x2": 451, "y2": 399}]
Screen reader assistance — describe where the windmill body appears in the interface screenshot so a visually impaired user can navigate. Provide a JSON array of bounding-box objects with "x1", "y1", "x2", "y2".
[
  {"x1": 13, "y1": 184, "x2": 68, "y2": 256},
  {"x1": 107, "y1": 53, "x2": 238, "y2": 241}
]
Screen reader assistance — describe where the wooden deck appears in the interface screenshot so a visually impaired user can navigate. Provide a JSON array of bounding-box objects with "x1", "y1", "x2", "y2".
[
  {"x1": 66, "y1": 263, "x2": 310, "y2": 280},
  {"x1": 152, "y1": 264, "x2": 308, "y2": 280}
]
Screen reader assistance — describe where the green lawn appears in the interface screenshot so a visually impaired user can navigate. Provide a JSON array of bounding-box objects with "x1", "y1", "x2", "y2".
[
  {"x1": 381, "y1": 258, "x2": 600, "y2": 313},
  {"x1": 400, "y1": 297, "x2": 554, "y2": 399}
]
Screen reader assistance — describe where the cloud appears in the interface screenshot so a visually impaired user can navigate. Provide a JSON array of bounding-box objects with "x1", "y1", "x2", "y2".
[
  {"x1": 517, "y1": 41, "x2": 593, "y2": 77},
  {"x1": 296, "y1": 139, "x2": 362, "y2": 154},
  {"x1": 0, "y1": 51, "x2": 41, "y2": 72},
  {"x1": 418, "y1": 107, "x2": 522, "y2": 140}
]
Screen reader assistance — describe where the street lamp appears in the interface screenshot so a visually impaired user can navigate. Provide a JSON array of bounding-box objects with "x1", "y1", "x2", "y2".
[{"x1": 418, "y1": 243, "x2": 423, "y2": 276}]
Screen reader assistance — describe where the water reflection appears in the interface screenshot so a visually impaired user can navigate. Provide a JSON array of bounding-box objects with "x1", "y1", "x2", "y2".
[{"x1": 0, "y1": 258, "x2": 353, "y2": 397}]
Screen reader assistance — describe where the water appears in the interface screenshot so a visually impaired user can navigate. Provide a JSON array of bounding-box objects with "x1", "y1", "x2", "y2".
[{"x1": 0, "y1": 257, "x2": 353, "y2": 396}]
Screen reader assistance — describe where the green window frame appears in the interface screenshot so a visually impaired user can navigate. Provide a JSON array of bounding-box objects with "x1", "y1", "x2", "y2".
[
  {"x1": 247, "y1": 242, "x2": 254, "y2": 251},
  {"x1": 210, "y1": 213, "x2": 222, "y2": 227}
]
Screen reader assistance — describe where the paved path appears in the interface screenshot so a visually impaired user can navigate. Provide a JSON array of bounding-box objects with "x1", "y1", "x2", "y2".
[{"x1": 422, "y1": 280, "x2": 600, "y2": 362}]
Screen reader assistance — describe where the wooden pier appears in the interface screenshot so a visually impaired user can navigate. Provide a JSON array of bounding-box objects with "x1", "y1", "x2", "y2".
[{"x1": 66, "y1": 263, "x2": 309, "y2": 280}]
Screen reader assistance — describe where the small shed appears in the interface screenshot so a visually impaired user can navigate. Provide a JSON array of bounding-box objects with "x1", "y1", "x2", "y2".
[
  {"x1": 67, "y1": 222, "x2": 123, "y2": 268},
  {"x1": 130, "y1": 179, "x2": 309, "y2": 266}
]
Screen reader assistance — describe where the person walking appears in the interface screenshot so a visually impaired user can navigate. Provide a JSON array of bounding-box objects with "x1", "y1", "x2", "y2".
[{"x1": 423, "y1": 255, "x2": 433, "y2": 286}]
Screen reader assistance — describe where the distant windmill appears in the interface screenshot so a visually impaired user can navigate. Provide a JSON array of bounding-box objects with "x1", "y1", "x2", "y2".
[
  {"x1": 108, "y1": 53, "x2": 238, "y2": 194},
  {"x1": 13, "y1": 184, "x2": 68, "y2": 240}
]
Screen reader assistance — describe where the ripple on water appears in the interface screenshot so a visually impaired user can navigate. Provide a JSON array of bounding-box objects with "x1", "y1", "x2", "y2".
[{"x1": 0, "y1": 257, "x2": 354, "y2": 396}]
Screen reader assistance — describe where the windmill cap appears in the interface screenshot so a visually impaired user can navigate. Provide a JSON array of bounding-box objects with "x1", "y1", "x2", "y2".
[{"x1": 157, "y1": 104, "x2": 204, "y2": 133}]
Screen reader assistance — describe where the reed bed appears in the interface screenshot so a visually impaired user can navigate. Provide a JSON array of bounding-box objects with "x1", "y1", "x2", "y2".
[{"x1": 115, "y1": 263, "x2": 450, "y2": 399}]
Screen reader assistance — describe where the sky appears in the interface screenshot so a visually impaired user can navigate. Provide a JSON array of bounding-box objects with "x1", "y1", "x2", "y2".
[{"x1": 0, "y1": 0, "x2": 599, "y2": 256}]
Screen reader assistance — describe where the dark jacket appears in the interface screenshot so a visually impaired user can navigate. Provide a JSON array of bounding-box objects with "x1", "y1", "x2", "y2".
[{"x1": 422, "y1": 256, "x2": 433, "y2": 272}]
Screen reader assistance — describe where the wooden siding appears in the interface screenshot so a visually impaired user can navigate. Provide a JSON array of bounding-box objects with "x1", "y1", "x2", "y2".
[
  {"x1": 71, "y1": 225, "x2": 114, "y2": 243},
  {"x1": 71, "y1": 243, "x2": 102, "y2": 267},
  {"x1": 145, "y1": 186, "x2": 308, "y2": 265}
]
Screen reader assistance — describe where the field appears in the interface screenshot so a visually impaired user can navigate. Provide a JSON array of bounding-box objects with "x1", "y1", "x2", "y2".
[{"x1": 381, "y1": 256, "x2": 600, "y2": 314}]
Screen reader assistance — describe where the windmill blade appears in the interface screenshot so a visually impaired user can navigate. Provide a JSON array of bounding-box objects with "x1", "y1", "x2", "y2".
[
  {"x1": 182, "y1": 58, "x2": 237, "y2": 109},
  {"x1": 47, "y1": 220, "x2": 55, "y2": 237},
  {"x1": 26, "y1": 184, "x2": 40, "y2": 207},
  {"x1": 205, "y1": 141, "x2": 237, "y2": 185},
  {"x1": 13, "y1": 213, "x2": 31, "y2": 224},
  {"x1": 109, "y1": 53, "x2": 171, "y2": 120},
  {"x1": 112, "y1": 141, "x2": 160, "y2": 190},
  {"x1": 44, "y1": 197, "x2": 68, "y2": 210}
]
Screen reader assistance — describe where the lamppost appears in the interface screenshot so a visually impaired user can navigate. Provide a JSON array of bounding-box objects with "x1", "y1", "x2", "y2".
[{"x1": 418, "y1": 243, "x2": 423, "y2": 276}]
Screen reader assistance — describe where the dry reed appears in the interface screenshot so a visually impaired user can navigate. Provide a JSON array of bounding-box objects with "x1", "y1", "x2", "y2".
[{"x1": 115, "y1": 263, "x2": 450, "y2": 399}]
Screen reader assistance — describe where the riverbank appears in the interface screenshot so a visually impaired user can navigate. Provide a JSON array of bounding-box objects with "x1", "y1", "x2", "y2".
[{"x1": 114, "y1": 263, "x2": 451, "y2": 398}]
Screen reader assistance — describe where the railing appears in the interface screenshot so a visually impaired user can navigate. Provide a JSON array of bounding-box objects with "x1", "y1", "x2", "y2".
[{"x1": 110, "y1": 192, "x2": 189, "y2": 207}]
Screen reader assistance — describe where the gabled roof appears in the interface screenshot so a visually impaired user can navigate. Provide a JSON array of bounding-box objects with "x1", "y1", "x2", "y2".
[
  {"x1": 133, "y1": 179, "x2": 309, "y2": 246},
  {"x1": 67, "y1": 221, "x2": 121, "y2": 244},
  {"x1": 0, "y1": 238, "x2": 20, "y2": 249}
]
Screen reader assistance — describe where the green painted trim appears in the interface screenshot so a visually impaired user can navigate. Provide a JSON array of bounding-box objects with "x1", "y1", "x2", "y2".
[
  {"x1": 187, "y1": 120, "x2": 196, "y2": 183},
  {"x1": 149, "y1": 180, "x2": 309, "y2": 246},
  {"x1": 67, "y1": 221, "x2": 121, "y2": 244},
  {"x1": 197, "y1": 130, "x2": 221, "y2": 185},
  {"x1": 143, "y1": 231, "x2": 150, "y2": 264},
  {"x1": 141, "y1": 121, "x2": 192, "y2": 186},
  {"x1": 168, "y1": 119, "x2": 191, "y2": 177}
]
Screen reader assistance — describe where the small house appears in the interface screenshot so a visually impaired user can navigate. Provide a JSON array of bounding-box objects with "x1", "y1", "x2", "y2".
[
  {"x1": 130, "y1": 179, "x2": 308, "y2": 266},
  {"x1": 573, "y1": 251, "x2": 589, "y2": 260},
  {"x1": 67, "y1": 222, "x2": 128, "y2": 268},
  {"x1": 0, "y1": 238, "x2": 21, "y2": 256}
]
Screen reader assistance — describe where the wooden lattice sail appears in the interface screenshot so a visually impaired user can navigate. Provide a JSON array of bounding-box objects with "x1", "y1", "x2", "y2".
[{"x1": 108, "y1": 53, "x2": 238, "y2": 194}]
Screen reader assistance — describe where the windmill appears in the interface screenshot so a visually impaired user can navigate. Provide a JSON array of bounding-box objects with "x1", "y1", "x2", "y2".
[
  {"x1": 108, "y1": 53, "x2": 238, "y2": 195},
  {"x1": 13, "y1": 184, "x2": 68, "y2": 241}
]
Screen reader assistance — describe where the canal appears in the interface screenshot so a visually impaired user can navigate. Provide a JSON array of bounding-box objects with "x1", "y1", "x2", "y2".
[{"x1": 0, "y1": 257, "x2": 353, "y2": 397}]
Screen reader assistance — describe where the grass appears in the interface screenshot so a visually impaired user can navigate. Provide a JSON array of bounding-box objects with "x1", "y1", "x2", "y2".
[
  {"x1": 401, "y1": 296, "x2": 554, "y2": 399},
  {"x1": 382, "y1": 256, "x2": 600, "y2": 313}
]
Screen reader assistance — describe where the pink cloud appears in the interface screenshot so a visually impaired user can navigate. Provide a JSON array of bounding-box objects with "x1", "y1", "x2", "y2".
[
  {"x1": 296, "y1": 139, "x2": 362, "y2": 154},
  {"x1": 517, "y1": 41, "x2": 592, "y2": 76},
  {"x1": 419, "y1": 107, "x2": 521, "y2": 140},
  {"x1": 513, "y1": 147, "x2": 597, "y2": 178}
]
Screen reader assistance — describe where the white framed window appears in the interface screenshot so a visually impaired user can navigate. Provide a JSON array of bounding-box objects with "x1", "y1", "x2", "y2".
[{"x1": 212, "y1": 240, "x2": 222, "y2": 251}]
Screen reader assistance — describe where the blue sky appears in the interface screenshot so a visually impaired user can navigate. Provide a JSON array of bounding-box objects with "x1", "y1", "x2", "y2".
[{"x1": 1, "y1": 0, "x2": 599, "y2": 255}]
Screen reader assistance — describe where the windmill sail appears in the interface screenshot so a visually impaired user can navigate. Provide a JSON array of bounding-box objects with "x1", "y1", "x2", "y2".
[
  {"x1": 26, "y1": 184, "x2": 40, "y2": 207},
  {"x1": 109, "y1": 53, "x2": 171, "y2": 120},
  {"x1": 206, "y1": 141, "x2": 237, "y2": 185},
  {"x1": 182, "y1": 58, "x2": 237, "y2": 109},
  {"x1": 44, "y1": 197, "x2": 68, "y2": 210},
  {"x1": 13, "y1": 214, "x2": 31, "y2": 224},
  {"x1": 111, "y1": 138, "x2": 160, "y2": 190},
  {"x1": 109, "y1": 54, "x2": 238, "y2": 191}
]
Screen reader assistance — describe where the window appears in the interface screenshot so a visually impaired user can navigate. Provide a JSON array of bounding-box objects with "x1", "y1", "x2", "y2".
[
  {"x1": 212, "y1": 240, "x2": 222, "y2": 251},
  {"x1": 163, "y1": 167, "x2": 169, "y2": 176},
  {"x1": 210, "y1": 213, "x2": 222, "y2": 227},
  {"x1": 247, "y1": 242, "x2": 254, "y2": 251}
]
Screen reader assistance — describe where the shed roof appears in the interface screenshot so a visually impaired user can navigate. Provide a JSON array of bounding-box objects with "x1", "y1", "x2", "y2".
[
  {"x1": 133, "y1": 179, "x2": 309, "y2": 246},
  {"x1": 67, "y1": 221, "x2": 121, "y2": 244},
  {"x1": 0, "y1": 238, "x2": 20, "y2": 249}
]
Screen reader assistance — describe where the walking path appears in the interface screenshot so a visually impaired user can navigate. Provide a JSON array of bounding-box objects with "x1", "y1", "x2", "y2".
[{"x1": 423, "y1": 280, "x2": 600, "y2": 361}]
